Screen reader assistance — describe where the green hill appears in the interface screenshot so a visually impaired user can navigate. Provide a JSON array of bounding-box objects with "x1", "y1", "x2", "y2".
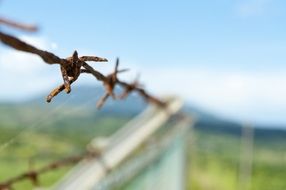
[{"x1": 0, "y1": 86, "x2": 285, "y2": 189}]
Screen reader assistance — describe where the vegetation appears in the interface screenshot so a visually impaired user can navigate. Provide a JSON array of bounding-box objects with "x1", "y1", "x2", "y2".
[
  {"x1": 0, "y1": 102, "x2": 285, "y2": 189},
  {"x1": 0, "y1": 104, "x2": 130, "y2": 189},
  {"x1": 187, "y1": 126, "x2": 286, "y2": 190}
]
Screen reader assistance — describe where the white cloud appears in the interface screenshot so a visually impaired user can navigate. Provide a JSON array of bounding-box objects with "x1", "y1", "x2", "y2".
[
  {"x1": 139, "y1": 66, "x2": 286, "y2": 126},
  {"x1": 1, "y1": 37, "x2": 286, "y2": 125},
  {"x1": 0, "y1": 36, "x2": 60, "y2": 100},
  {"x1": 14, "y1": 35, "x2": 59, "y2": 52}
]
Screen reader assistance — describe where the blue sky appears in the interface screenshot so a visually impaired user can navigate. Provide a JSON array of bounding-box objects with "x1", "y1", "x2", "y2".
[{"x1": 1, "y1": 0, "x2": 286, "y2": 126}]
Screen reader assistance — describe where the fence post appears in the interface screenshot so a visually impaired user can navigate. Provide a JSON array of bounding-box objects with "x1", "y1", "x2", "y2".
[{"x1": 237, "y1": 123, "x2": 254, "y2": 190}]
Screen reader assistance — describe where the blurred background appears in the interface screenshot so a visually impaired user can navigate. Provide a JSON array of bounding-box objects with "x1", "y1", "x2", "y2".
[{"x1": 0, "y1": 0, "x2": 285, "y2": 190}]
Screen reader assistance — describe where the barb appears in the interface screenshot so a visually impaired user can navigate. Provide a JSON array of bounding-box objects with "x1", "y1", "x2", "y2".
[
  {"x1": 0, "y1": 17, "x2": 168, "y2": 189},
  {"x1": 81, "y1": 58, "x2": 166, "y2": 109},
  {"x1": 119, "y1": 74, "x2": 142, "y2": 99},
  {"x1": 0, "y1": 30, "x2": 166, "y2": 108},
  {"x1": 0, "y1": 151, "x2": 100, "y2": 190},
  {"x1": 0, "y1": 31, "x2": 108, "y2": 101}
]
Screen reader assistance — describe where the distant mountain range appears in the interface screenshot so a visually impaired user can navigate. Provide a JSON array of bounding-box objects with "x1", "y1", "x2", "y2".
[
  {"x1": 24, "y1": 86, "x2": 147, "y2": 117},
  {"x1": 1, "y1": 85, "x2": 286, "y2": 139}
]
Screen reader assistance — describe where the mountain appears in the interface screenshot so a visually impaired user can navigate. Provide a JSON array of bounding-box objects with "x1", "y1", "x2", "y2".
[
  {"x1": 24, "y1": 85, "x2": 147, "y2": 117},
  {"x1": 1, "y1": 85, "x2": 286, "y2": 140},
  {"x1": 184, "y1": 105, "x2": 286, "y2": 141}
]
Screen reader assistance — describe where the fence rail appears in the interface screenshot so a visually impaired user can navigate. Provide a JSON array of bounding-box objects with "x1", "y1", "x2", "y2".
[
  {"x1": 54, "y1": 96, "x2": 184, "y2": 190},
  {"x1": 0, "y1": 16, "x2": 190, "y2": 190}
]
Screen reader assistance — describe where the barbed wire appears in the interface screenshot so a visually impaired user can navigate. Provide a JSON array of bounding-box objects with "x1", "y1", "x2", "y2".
[
  {"x1": 0, "y1": 18, "x2": 166, "y2": 109},
  {"x1": 0, "y1": 17, "x2": 168, "y2": 189},
  {"x1": 0, "y1": 150, "x2": 101, "y2": 190}
]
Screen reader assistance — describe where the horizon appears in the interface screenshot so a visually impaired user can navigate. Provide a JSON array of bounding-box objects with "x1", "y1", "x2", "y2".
[
  {"x1": 1, "y1": 0, "x2": 286, "y2": 126},
  {"x1": 0, "y1": 84, "x2": 285, "y2": 129}
]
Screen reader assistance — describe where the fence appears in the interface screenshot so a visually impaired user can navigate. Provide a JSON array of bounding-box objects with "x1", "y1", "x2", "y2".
[{"x1": 0, "y1": 17, "x2": 192, "y2": 190}]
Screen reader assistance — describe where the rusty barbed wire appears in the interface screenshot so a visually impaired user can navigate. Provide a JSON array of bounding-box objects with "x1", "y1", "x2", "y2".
[
  {"x1": 0, "y1": 150, "x2": 101, "y2": 190},
  {"x1": 0, "y1": 32, "x2": 108, "y2": 102},
  {"x1": 0, "y1": 30, "x2": 166, "y2": 109},
  {"x1": 81, "y1": 58, "x2": 166, "y2": 108},
  {"x1": 0, "y1": 18, "x2": 168, "y2": 189}
]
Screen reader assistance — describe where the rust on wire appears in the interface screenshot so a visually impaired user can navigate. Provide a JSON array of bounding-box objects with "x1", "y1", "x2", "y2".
[
  {"x1": 0, "y1": 32, "x2": 108, "y2": 102},
  {"x1": 0, "y1": 17, "x2": 168, "y2": 189},
  {"x1": 0, "y1": 151, "x2": 100, "y2": 190},
  {"x1": 0, "y1": 28, "x2": 166, "y2": 109},
  {"x1": 119, "y1": 74, "x2": 141, "y2": 99}
]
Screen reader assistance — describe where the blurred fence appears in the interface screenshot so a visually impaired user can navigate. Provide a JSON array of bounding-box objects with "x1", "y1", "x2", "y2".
[{"x1": 53, "y1": 96, "x2": 193, "y2": 190}]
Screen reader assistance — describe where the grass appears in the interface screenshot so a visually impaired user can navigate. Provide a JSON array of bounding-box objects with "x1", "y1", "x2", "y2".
[
  {"x1": 187, "y1": 129, "x2": 286, "y2": 190},
  {"x1": 0, "y1": 105, "x2": 285, "y2": 189},
  {"x1": 0, "y1": 111, "x2": 129, "y2": 189}
]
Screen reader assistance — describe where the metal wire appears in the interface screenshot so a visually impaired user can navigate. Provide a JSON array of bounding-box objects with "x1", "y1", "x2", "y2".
[{"x1": 0, "y1": 17, "x2": 171, "y2": 190}]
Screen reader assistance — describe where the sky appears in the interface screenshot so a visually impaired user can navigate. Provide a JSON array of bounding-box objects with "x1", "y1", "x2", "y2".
[{"x1": 0, "y1": 0, "x2": 286, "y2": 127}]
